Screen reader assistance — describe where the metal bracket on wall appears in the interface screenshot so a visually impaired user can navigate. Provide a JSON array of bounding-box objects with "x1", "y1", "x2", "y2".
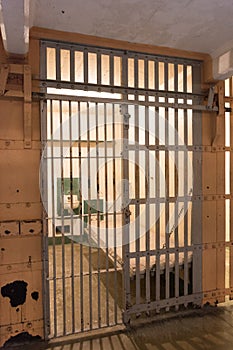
[
  {"x1": 212, "y1": 81, "x2": 225, "y2": 148},
  {"x1": 23, "y1": 65, "x2": 32, "y2": 149},
  {"x1": 0, "y1": 63, "x2": 32, "y2": 149},
  {"x1": 0, "y1": 64, "x2": 9, "y2": 95}
]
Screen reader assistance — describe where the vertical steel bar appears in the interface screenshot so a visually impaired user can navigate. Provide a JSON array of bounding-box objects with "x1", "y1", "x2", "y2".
[
  {"x1": 134, "y1": 56, "x2": 141, "y2": 307},
  {"x1": 95, "y1": 103, "x2": 101, "y2": 328},
  {"x1": 97, "y1": 53, "x2": 101, "y2": 85},
  {"x1": 135, "y1": 107, "x2": 141, "y2": 306},
  {"x1": 104, "y1": 103, "x2": 110, "y2": 326},
  {"x1": 229, "y1": 77, "x2": 233, "y2": 299},
  {"x1": 110, "y1": 53, "x2": 114, "y2": 86},
  {"x1": 174, "y1": 63, "x2": 179, "y2": 309},
  {"x1": 69, "y1": 100, "x2": 75, "y2": 332},
  {"x1": 50, "y1": 100, "x2": 57, "y2": 337},
  {"x1": 183, "y1": 65, "x2": 189, "y2": 298},
  {"x1": 59, "y1": 100, "x2": 66, "y2": 335},
  {"x1": 84, "y1": 50, "x2": 88, "y2": 85},
  {"x1": 144, "y1": 58, "x2": 150, "y2": 305},
  {"x1": 112, "y1": 103, "x2": 118, "y2": 324},
  {"x1": 122, "y1": 101, "x2": 130, "y2": 322},
  {"x1": 155, "y1": 60, "x2": 161, "y2": 305},
  {"x1": 78, "y1": 101, "x2": 84, "y2": 331},
  {"x1": 164, "y1": 61, "x2": 170, "y2": 310},
  {"x1": 70, "y1": 48, "x2": 75, "y2": 83},
  {"x1": 87, "y1": 102, "x2": 93, "y2": 330},
  {"x1": 121, "y1": 53, "x2": 131, "y2": 323},
  {"x1": 41, "y1": 99, "x2": 50, "y2": 339},
  {"x1": 56, "y1": 46, "x2": 61, "y2": 81},
  {"x1": 134, "y1": 56, "x2": 138, "y2": 89}
]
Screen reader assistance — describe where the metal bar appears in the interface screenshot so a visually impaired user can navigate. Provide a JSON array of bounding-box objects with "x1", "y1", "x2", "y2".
[
  {"x1": 97, "y1": 52, "x2": 101, "y2": 85},
  {"x1": 121, "y1": 52, "x2": 131, "y2": 323},
  {"x1": 135, "y1": 103, "x2": 141, "y2": 307},
  {"x1": 78, "y1": 101, "x2": 84, "y2": 331},
  {"x1": 144, "y1": 58, "x2": 148, "y2": 91},
  {"x1": 87, "y1": 102, "x2": 93, "y2": 330},
  {"x1": 183, "y1": 65, "x2": 189, "y2": 299},
  {"x1": 47, "y1": 211, "x2": 124, "y2": 221},
  {"x1": 128, "y1": 246, "x2": 195, "y2": 258},
  {"x1": 110, "y1": 53, "x2": 114, "y2": 86},
  {"x1": 56, "y1": 46, "x2": 61, "y2": 81},
  {"x1": 59, "y1": 100, "x2": 66, "y2": 335},
  {"x1": 145, "y1": 115, "x2": 151, "y2": 305},
  {"x1": 43, "y1": 145, "x2": 226, "y2": 153},
  {"x1": 70, "y1": 48, "x2": 75, "y2": 83},
  {"x1": 47, "y1": 267, "x2": 123, "y2": 281},
  {"x1": 164, "y1": 61, "x2": 170, "y2": 311},
  {"x1": 95, "y1": 103, "x2": 101, "y2": 328},
  {"x1": 50, "y1": 100, "x2": 57, "y2": 337},
  {"x1": 39, "y1": 91, "x2": 213, "y2": 112},
  {"x1": 44, "y1": 140, "x2": 204, "y2": 151},
  {"x1": 68, "y1": 100, "x2": 75, "y2": 332},
  {"x1": 84, "y1": 50, "x2": 88, "y2": 84},
  {"x1": 229, "y1": 77, "x2": 233, "y2": 298},
  {"x1": 125, "y1": 293, "x2": 202, "y2": 315},
  {"x1": 174, "y1": 63, "x2": 179, "y2": 309},
  {"x1": 121, "y1": 95, "x2": 131, "y2": 322},
  {"x1": 112, "y1": 103, "x2": 118, "y2": 324},
  {"x1": 45, "y1": 195, "x2": 195, "y2": 210},
  {"x1": 24, "y1": 65, "x2": 32, "y2": 149},
  {"x1": 41, "y1": 99, "x2": 50, "y2": 340},
  {"x1": 104, "y1": 103, "x2": 110, "y2": 326},
  {"x1": 40, "y1": 80, "x2": 206, "y2": 101},
  {"x1": 134, "y1": 56, "x2": 138, "y2": 89},
  {"x1": 145, "y1": 59, "x2": 150, "y2": 306},
  {"x1": 155, "y1": 59, "x2": 161, "y2": 306},
  {"x1": 134, "y1": 48, "x2": 140, "y2": 310}
]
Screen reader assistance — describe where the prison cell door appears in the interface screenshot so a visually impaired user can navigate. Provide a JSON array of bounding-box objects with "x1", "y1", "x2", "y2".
[
  {"x1": 121, "y1": 99, "x2": 202, "y2": 323},
  {"x1": 40, "y1": 39, "x2": 203, "y2": 337},
  {"x1": 41, "y1": 99, "x2": 128, "y2": 338}
]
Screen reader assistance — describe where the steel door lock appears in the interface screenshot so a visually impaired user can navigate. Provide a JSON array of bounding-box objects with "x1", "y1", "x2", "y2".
[{"x1": 123, "y1": 208, "x2": 131, "y2": 220}]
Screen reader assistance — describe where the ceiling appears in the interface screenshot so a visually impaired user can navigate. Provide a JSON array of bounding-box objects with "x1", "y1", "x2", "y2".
[
  {"x1": 1, "y1": 0, "x2": 233, "y2": 78},
  {"x1": 32, "y1": 0, "x2": 233, "y2": 57}
]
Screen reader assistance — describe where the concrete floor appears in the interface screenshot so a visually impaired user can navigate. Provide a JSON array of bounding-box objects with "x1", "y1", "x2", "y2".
[{"x1": 5, "y1": 302, "x2": 233, "y2": 350}]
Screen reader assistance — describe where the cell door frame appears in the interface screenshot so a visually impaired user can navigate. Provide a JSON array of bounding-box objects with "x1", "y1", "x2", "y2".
[{"x1": 40, "y1": 39, "x2": 204, "y2": 338}]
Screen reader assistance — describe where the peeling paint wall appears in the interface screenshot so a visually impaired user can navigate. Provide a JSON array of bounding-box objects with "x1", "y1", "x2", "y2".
[{"x1": 0, "y1": 34, "x2": 43, "y2": 347}]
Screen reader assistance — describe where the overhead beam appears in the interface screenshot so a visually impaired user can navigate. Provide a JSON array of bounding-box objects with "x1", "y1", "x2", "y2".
[{"x1": 0, "y1": 0, "x2": 30, "y2": 55}]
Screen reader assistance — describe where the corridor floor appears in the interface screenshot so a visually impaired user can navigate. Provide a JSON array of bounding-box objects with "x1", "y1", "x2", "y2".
[{"x1": 4, "y1": 301, "x2": 233, "y2": 350}]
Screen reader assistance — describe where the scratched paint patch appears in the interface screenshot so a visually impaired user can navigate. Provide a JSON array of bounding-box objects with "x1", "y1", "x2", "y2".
[{"x1": 1, "y1": 280, "x2": 28, "y2": 307}]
